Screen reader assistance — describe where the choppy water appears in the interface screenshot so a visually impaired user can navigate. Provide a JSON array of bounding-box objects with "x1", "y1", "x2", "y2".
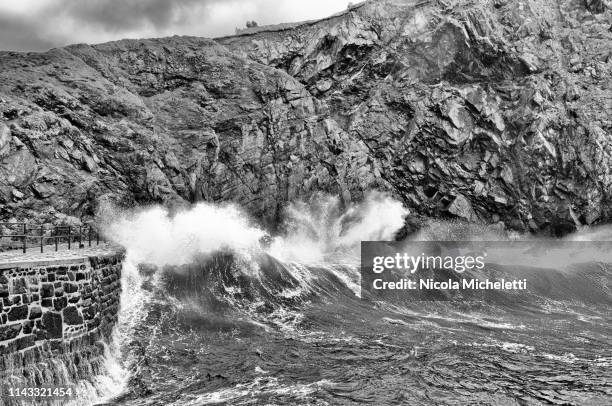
[
  {"x1": 97, "y1": 252, "x2": 611, "y2": 406},
  {"x1": 89, "y1": 195, "x2": 611, "y2": 406}
]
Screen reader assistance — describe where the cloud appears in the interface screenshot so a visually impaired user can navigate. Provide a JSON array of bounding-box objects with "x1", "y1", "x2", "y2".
[
  {"x1": 0, "y1": 0, "x2": 350, "y2": 52},
  {"x1": 63, "y1": 0, "x2": 211, "y2": 32},
  {"x1": 0, "y1": 14, "x2": 57, "y2": 52}
]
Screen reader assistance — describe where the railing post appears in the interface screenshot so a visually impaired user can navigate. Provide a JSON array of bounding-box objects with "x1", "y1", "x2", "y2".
[
  {"x1": 55, "y1": 227, "x2": 58, "y2": 252},
  {"x1": 88, "y1": 225, "x2": 92, "y2": 247},
  {"x1": 96, "y1": 229, "x2": 99, "y2": 245},
  {"x1": 68, "y1": 226, "x2": 71, "y2": 249},
  {"x1": 22, "y1": 223, "x2": 26, "y2": 254},
  {"x1": 78, "y1": 225, "x2": 83, "y2": 248},
  {"x1": 40, "y1": 224, "x2": 44, "y2": 253}
]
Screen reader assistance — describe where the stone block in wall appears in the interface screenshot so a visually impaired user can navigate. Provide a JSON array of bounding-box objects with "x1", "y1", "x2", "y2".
[
  {"x1": 7, "y1": 304, "x2": 28, "y2": 321},
  {"x1": 12, "y1": 277, "x2": 27, "y2": 294},
  {"x1": 41, "y1": 298, "x2": 53, "y2": 307},
  {"x1": 63, "y1": 282, "x2": 78, "y2": 293},
  {"x1": 14, "y1": 334, "x2": 35, "y2": 351},
  {"x1": 41, "y1": 311, "x2": 62, "y2": 339},
  {"x1": 87, "y1": 317, "x2": 100, "y2": 330},
  {"x1": 53, "y1": 296, "x2": 68, "y2": 311},
  {"x1": 35, "y1": 328, "x2": 45, "y2": 341},
  {"x1": 29, "y1": 306, "x2": 42, "y2": 320},
  {"x1": 40, "y1": 283, "x2": 54, "y2": 298},
  {"x1": 23, "y1": 320, "x2": 33, "y2": 334},
  {"x1": 0, "y1": 284, "x2": 8, "y2": 298},
  {"x1": 82, "y1": 304, "x2": 97, "y2": 320},
  {"x1": 0, "y1": 323, "x2": 22, "y2": 341},
  {"x1": 63, "y1": 306, "x2": 83, "y2": 325}
]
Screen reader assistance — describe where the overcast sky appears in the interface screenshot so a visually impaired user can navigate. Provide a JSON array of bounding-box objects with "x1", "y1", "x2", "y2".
[{"x1": 0, "y1": 0, "x2": 350, "y2": 52}]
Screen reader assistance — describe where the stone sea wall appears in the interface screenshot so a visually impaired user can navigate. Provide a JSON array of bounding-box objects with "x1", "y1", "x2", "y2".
[{"x1": 0, "y1": 251, "x2": 123, "y2": 392}]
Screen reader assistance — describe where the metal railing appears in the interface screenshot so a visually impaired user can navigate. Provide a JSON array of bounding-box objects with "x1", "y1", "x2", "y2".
[{"x1": 0, "y1": 222, "x2": 104, "y2": 254}]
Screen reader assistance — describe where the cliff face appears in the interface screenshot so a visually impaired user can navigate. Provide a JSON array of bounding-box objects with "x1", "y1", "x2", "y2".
[
  {"x1": 0, "y1": 37, "x2": 379, "y2": 228},
  {"x1": 0, "y1": 0, "x2": 610, "y2": 234}
]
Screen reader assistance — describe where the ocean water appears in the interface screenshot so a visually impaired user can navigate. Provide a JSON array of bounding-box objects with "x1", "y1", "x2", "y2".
[{"x1": 89, "y1": 194, "x2": 611, "y2": 406}]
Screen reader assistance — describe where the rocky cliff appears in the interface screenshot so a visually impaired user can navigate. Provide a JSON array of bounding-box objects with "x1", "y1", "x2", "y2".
[{"x1": 0, "y1": 0, "x2": 610, "y2": 235}]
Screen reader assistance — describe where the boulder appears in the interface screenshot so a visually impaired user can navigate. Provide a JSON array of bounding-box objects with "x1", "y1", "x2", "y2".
[
  {"x1": 447, "y1": 194, "x2": 478, "y2": 222},
  {"x1": 32, "y1": 182, "x2": 55, "y2": 198}
]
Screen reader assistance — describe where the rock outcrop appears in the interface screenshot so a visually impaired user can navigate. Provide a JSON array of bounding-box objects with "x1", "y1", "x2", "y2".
[{"x1": 0, "y1": 0, "x2": 610, "y2": 235}]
